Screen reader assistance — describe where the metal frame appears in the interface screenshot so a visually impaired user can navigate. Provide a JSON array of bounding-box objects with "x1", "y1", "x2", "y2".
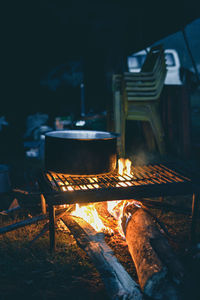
[{"x1": 38, "y1": 163, "x2": 200, "y2": 252}]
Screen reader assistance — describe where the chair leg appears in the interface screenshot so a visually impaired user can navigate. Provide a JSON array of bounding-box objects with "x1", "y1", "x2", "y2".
[
  {"x1": 149, "y1": 105, "x2": 166, "y2": 155},
  {"x1": 120, "y1": 102, "x2": 126, "y2": 158},
  {"x1": 114, "y1": 91, "x2": 121, "y2": 134},
  {"x1": 114, "y1": 91, "x2": 122, "y2": 156},
  {"x1": 142, "y1": 122, "x2": 156, "y2": 152},
  {"x1": 114, "y1": 90, "x2": 126, "y2": 157}
]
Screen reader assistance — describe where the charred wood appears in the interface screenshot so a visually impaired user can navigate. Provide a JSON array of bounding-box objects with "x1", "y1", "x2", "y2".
[
  {"x1": 122, "y1": 206, "x2": 185, "y2": 300},
  {"x1": 134, "y1": 198, "x2": 200, "y2": 217},
  {"x1": 62, "y1": 215, "x2": 143, "y2": 300}
]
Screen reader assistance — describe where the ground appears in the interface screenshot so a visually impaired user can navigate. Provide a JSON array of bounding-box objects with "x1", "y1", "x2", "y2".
[{"x1": 0, "y1": 192, "x2": 200, "y2": 300}]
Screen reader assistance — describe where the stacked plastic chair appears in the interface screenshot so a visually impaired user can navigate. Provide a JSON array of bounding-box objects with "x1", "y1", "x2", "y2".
[{"x1": 113, "y1": 45, "x2": 167, "y2": 156}]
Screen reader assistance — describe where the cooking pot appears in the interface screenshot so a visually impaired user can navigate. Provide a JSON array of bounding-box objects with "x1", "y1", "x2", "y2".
[{"x1": 45, "y1": 130, "x2": 118, "y2": 175}]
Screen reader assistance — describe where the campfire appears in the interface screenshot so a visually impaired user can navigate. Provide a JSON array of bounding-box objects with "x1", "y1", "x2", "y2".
[
  {"x1": 1, "y1": 128, "x2": 199, "y2": 299},
  {"x1": 39, "y1": 157, "x2": 193, "y2": 299}
]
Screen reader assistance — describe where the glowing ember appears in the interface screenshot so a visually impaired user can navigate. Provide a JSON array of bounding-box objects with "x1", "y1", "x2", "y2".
[
  {"x1": 87, "y1": 184, "x2": 94, "y2": 189},
  {"x1": 71, "y1": 204, "x2": 107, "y2": 232},
  {"x1": 67, "y1": 186, "x2": 74, "y2": 191},
  {"x1": 93, "y1": 183, "x2": 100, "y2": 189},
  {"x1": 107, "y1": 200, "x2": 126, "y2": 236},
  {"x1": 80, "y1": 185, "x2": 87, "y2": 190},
  {"x1": 58, "y1": 181, "x2": 64, "y2": 186},
  {"x1": 59, "y1": 204, "x2": 68, "y2": 208}
]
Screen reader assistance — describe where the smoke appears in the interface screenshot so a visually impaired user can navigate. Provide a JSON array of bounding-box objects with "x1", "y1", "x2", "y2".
[{"x1": 128, "y1": 149, "x2": 159, "y2": 166}]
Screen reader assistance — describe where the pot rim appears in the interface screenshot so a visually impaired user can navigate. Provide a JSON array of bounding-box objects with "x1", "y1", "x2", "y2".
[{"x1": 45, "y1": 130, "x2": 119, "y2": 140}]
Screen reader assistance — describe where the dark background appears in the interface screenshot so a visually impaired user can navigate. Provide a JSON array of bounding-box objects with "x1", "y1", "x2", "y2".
[{"x1": 1, "y1": 0, "x2": 200, "y2": 126}]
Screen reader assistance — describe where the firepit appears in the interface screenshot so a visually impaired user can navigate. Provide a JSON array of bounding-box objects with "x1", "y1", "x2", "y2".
[{"x1": 38, "y1": 159, "x2": 200, "y2": 252}]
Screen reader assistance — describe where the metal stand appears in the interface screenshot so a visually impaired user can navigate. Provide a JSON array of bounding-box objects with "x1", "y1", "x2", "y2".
[
  {"x1": 49, "y1": 205, "x2": 55, "y2": 253},
  {"x1": 191, "y1": 193, "x2": 200, "y2": 244},
  {"x1": 38, "y1": 166, "x2": 199, "y2": 251}
]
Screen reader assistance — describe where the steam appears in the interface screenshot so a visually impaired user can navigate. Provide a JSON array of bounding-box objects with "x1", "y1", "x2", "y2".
[{"x1": 128, "y1": 150, "x2": 157, "y2": 166}]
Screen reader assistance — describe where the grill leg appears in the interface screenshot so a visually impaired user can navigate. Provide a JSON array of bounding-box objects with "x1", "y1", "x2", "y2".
[
  {"x1": 191, "y1": 193, "x2": 200, "y2": 244},
  {"x1": 49, "y1": 205, "x2": 56, "y2": 253},
  {"x1": 40, "y1": 194, "x2": 47, "y2": 215}
]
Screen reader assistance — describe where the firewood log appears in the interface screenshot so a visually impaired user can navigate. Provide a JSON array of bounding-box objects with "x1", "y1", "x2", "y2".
[
  {"x1": 62, "y1": 215, "x2": 143, "y2": 300},
  {"x1": 122, "y1": 206, "x2": 185, "y2": 300}
]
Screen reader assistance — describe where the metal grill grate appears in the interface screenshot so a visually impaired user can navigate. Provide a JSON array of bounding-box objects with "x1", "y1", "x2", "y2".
[
  {"x1": 45, "y1": 164, "x2": 191, "y2": 192},
  {"x1": 38, "y1": 162, "x2": 200, "y2": 250}
]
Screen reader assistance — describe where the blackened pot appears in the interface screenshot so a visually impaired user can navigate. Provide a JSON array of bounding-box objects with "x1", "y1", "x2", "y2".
[{"x1": 45, "y1": 130, "x2": 118, "y2": 175}]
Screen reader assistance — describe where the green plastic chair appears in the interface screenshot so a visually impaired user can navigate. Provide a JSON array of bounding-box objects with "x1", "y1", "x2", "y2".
[{"x1": 113, "y1": 45, "x2": 167, "y2": 157}]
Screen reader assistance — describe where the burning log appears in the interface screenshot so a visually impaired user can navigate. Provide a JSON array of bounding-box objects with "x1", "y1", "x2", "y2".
[
  {"x1": 62, "y1": 214, "x2": 143, "y2": 300},
  {"x1": 122, "y1": 205, "x2": 185, "y2": 299}
]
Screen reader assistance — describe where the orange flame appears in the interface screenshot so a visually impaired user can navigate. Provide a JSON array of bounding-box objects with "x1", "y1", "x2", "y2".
[
  {"x1": 118, "y1": 158, "x2": 124, "y2": 175},
  {"x1": 118, "y1": 158, "x2": 132, "y2": 176},
  {"x1": 71, "y1": 204, "x2": 107, "y2": 232},
  {"x1": 70, "y1": 158, "x2": 133, "y2": 236},
  {"x1": 108, "y1": 158, "x2": 133, "y2": 236}
]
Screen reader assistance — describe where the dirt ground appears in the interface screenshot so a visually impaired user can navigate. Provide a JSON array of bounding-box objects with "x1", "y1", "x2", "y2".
[{"x1": 0, "y1": 191, "x2": 200, "y2": 300}]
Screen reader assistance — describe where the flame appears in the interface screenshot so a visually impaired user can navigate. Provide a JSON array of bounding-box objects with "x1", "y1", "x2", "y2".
[
  {"x1": 69, "y1": 157, "x2": 134, "y2": 236},
  {"x1": 118, "y1": 158, "x2": 132, "y2": 176},
  {"x1": 108, "y1": 158, "x2": 133, "y2": 236},
  {"x1": 118, "y1": 158, "x2": 124, "y2": 175},
  {"x1": 125, "y1": 159, "x2": 131, "y2": 176},
  {"x1": 71, "y1": 204, "x2": 107, "y2": 232}
]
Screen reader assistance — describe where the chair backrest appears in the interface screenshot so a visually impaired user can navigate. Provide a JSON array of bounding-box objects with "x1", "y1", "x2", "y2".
[
  {"x1": 141, "y1": 45, "x2": 165, "y2": 73},
  {"x1": 122, "y1": 45, "x2": 167, "y2": 101}
]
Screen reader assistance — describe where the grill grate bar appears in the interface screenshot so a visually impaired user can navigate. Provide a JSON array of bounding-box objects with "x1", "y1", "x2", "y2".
[
  {"x1": 45, "y1": 164, "x2": 191, "y2": 193},
  {"x1": 152, "y1": 165, "x2": 184, "y2": 183},
  {"x1": 159, "y1": 164, "x2": 191, "y2": 181},
  {"x1": 139, "y1": 165, "x2": 172, "y2": 184},
  {"x1": 134, "y1": 166, "x2": 163, "y2": 184}
]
